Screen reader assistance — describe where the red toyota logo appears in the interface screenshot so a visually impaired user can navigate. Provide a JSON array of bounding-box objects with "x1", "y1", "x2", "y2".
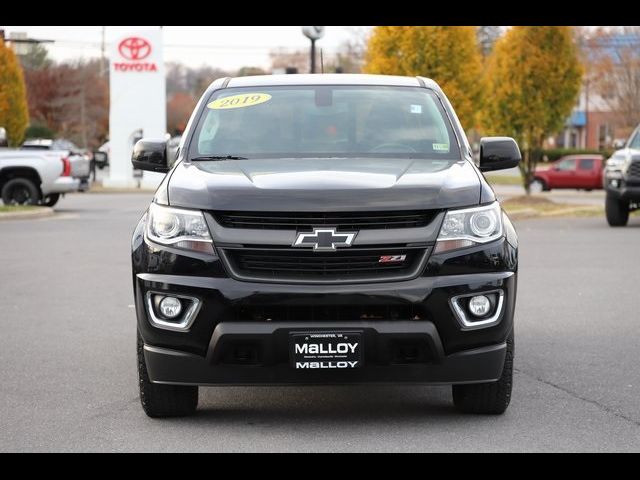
[{"x1": 118, "y1": 37, "x2": 152, "y2": 61}]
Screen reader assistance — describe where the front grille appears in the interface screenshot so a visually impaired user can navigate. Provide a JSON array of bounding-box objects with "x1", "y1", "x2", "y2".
[
  {"x1": 230, "y1": 303, "x2": 427, "y2": 322},
  {"x1": 628, "y1": 160, "x2": 640, "y2": 182},
  {"x1": 220, "y1": 246, "x2": 429, "y2": 283},
  {"x1": 214, "y1": 210, "x2": 436, "y2": 230}
]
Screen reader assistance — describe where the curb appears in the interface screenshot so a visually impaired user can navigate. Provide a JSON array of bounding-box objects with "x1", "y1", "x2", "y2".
[
  {"x1": 85, "y1": 188, "x2": 156, "y2": 194},
  {"x1": 504, "y1": 208, "x2": 539, "y2": 220},
  {"x1": 0, "y1": 207, "x2": 55, "y2": 221},
  {"x1": 505, "y1": 205, "x2": 602, "y2": 220},
  {"x1": 539, "y1": 206, "x2": 602, "y2": 217}
]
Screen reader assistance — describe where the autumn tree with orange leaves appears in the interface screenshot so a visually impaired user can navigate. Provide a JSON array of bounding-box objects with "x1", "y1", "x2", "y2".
[
  {"x1": 363, "y1": 26, "x2": 484, "y2": 130},
  {"x1": 481, "y1": 26, "x2": 583, "y2": 193},
  {"x1": 0, "y1": 39, "x2": 30, "y2": 146}
]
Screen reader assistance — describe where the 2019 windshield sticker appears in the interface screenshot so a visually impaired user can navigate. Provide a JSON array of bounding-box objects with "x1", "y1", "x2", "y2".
[
  {"x1": 208, "y1": 93, "x2": 272, "y2": 110},
  {"x1": 433, "y1": 143, "x2": 450, "y2": 152}
]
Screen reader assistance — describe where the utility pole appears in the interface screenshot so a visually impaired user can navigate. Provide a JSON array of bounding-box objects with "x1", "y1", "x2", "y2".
[
  {"x1": 100, "y1": 26, "x2": 107, "y2": 77},
  {"x1": 585, "y1": 77, "x2": 590, "y2": 149},
  {"x1": 310, "y1": 39, "x2": 316, "y2": 74}
]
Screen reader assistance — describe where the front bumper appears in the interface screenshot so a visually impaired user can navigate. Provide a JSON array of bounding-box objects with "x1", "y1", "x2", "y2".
[
  {"x1": 134, "y1": 270, "x2": 516, "y2": 385},
  {"x1": 604, "y1": 173, "x2": 640, "y2": 201},
  {"x1": 144, "y1": 323, "x2": 507, "y2": 386}
]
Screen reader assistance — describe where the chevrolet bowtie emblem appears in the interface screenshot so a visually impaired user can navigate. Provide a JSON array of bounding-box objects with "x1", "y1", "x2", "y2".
[{"x1": 293, "y1": 228, "x2": 357, "y2": 251}]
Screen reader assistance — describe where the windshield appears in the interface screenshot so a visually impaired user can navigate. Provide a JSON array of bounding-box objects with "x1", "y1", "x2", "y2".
[
  {"x1": 629, "y1": 129, "x2": 640, "y2": 149},
  {"x1": 190, "y1": 85, "x2": 461, "y2": 160}
]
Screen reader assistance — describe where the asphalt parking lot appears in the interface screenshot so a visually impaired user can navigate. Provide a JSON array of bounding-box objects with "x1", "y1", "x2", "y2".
[{"x1": 1, "y1": 192, "x2": 639, "y2": 452}]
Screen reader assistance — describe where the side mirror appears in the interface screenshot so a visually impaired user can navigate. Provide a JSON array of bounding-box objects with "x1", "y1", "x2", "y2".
[
  {"x1": 131, "y1": 138, "x2": 169, "y2": 173},
  {"x1": 479, "y1": 137, "x2": 521, "y2": 172}
]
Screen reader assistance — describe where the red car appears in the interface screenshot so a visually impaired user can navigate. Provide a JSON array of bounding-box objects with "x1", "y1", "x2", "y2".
[{"x1": 531, "y1": 154, "x2": 604, "y2": 192}]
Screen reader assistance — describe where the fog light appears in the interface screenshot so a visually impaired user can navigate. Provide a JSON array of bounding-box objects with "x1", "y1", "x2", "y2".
[
  {"x1": 159, "y1": 296, "x2": 182, "y2": 319},
  {"x1": 468, "y1": 295, "x2": 491, "y2": 317},
  {"x1": 611, "y1": 179, "x2": 620, "y2": 188}
]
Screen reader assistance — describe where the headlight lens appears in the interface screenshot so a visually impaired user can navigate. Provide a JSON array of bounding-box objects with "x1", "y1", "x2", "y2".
[
  {"x1": 146, "y1": 203, "x2": 214, "y2": 253},
  {"x1": 435, "y1": 202, "x2": 502, "y2": 253},
  {"x1": 606, "y1": 155, "x2": 625, "y2": 171}
]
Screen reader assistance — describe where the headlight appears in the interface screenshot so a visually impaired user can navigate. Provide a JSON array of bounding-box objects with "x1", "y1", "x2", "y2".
[
  {"x1": 435, "y1": 202, "x2": 502, "y2": 254},
  {"x1": 606, "y1": 155, "x2": 625, "y2": 171},
  {"x1": 146, "y1": 203, "x2": 214, "y2": 253}
]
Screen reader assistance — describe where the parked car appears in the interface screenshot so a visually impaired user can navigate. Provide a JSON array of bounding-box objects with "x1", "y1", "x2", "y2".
[
  {"x1": 21, "y1": 138, "x2": 91, "y2": 191},
  {"x1": 603, "y1": 125, "x2": 640, "y2": 226},
  {"x1": 131, "y1": 74, "x2": 521, "y2": 417},
  {"x1": 0, "y1": 149, "x2": 81, "y2": 206},
  {"x1": 531, "y1": 154, "x2": 604, "y2": 193},
  {"x1": 95, "y1": 141, "x2": 110, "y2": 169}
]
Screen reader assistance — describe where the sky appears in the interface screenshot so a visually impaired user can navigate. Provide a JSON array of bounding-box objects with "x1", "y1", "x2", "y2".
[{"x1": 3, "y1": 26, "x2": 369, "y2": 70}]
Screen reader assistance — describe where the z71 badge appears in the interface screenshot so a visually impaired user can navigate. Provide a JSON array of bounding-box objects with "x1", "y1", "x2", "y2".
[{"x1": 379, "y1": 254, "x2": 407, "y2": 263}]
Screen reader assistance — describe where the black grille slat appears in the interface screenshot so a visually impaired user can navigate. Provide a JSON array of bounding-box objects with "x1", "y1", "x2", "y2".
[
  {"x1": 224, "y1": 246, "x2": 425, "y2": 281},
  {"x1": 237, "y1": 265, "x2": 407, "y2": 273},
  {"x1": 232, "y1": 304, "x2": 426, "y2": 322},
  {"x1": 215, "y1": 210, "x2": 436, "y2": 230},
  {"x1": 629, "y1": 160, "x2": 640, "y2": 180},
  {"x1": 240, "y1": 260, "x2": 392, "y2": 267}
]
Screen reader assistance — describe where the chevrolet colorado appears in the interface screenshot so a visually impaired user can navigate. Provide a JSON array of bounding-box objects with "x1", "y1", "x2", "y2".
[{"x1": 131, "y1": 74, "x2": 521, "y2": 417}]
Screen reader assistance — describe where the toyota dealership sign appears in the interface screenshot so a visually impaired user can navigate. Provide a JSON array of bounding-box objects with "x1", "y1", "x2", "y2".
[
  {"x1": 114, "y1": 36, "x2": 158, "y2": 72},
  {"x1": 105, "y1": 30, "x2": 166, "y2": 189}
]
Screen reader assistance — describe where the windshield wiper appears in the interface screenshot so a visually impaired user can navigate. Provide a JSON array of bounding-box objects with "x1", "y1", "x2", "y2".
[{"x1": 190, "y1": 155, "x2": 249, "y2": 161}]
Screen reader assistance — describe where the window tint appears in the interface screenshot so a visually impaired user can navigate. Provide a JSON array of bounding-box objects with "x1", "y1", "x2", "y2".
[
  {"x1": 191, "y1": 85, "x2": 461, "y2": 160},
  {"x1": 579, "y1": 159, "x2": 595, "y2": 170},
  {"x1": 557, "y1": 159, "x2": 576, "y2": 171}
]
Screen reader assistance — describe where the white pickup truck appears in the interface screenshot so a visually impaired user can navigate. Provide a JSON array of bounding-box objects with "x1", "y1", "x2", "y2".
[{"x1": 0, "y1": 149, "x2": 82, "y2": 207}]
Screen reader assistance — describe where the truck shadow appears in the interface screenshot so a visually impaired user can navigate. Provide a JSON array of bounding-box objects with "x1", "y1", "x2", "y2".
[{"x1": 184, "y1": 385, "x2": 470, "y2": 424}]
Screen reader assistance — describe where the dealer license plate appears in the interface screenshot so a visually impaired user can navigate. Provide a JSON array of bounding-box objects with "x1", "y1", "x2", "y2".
[{"x1": 290, "y1": 332, "x2": 362, "y2": 370}]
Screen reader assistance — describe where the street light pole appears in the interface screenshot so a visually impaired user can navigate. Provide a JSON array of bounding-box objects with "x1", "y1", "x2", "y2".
[{"x1": 302, "y1": 26, "x2": 325, "y2": 74}]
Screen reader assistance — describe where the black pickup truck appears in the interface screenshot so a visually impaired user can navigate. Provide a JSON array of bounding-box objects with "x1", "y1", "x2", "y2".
[{"x1": 131, "y1": 74, "x2": 521, "y2": 417}]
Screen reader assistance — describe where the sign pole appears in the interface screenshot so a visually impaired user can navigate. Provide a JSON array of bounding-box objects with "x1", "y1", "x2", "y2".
[{"x1": 310, "y1": 39, "x2": 316, "y2": 74}]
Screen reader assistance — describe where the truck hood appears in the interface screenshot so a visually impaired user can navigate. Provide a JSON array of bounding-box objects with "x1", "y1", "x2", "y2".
[
  {"x1": 167, "y1": 157, "x2": 482, "y2": 211},
  {"x1": 610, "y1": 148, "x2": 640, "y2": 162}
]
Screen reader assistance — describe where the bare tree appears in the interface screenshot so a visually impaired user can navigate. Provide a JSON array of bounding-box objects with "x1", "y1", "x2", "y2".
[
  {"x1": 585, "y1": 26, "x2": 640, "y2": 131},
  {"x1": 166, "y1": 62, "x2": 231, "y2": 99},
  {"x1": 24, "y1": 59, "x2": 108, "y2": 148},
  {"x1": 334, "y1": 26, "x2": 370, "y2": 73},
  {"x1": 270, "y1": 48, "x2": 309, "y2": 73}
]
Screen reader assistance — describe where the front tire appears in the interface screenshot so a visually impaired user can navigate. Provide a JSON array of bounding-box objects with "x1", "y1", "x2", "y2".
[
  {"x1": 137, "y1": 331, "x2": 198, "y2": 418},
  {"x1": 605, "y1": 194, "x2": 629, "y2": 227},
  {"x1": 1, "y1": 178, "x2": 41, "y2": 205},
  {"x1": 452, "y1": 333, "x2": 514, "y2": 414},
  {"x1": 529, "y1": 178, "x2": 547, "y2": 194}
]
